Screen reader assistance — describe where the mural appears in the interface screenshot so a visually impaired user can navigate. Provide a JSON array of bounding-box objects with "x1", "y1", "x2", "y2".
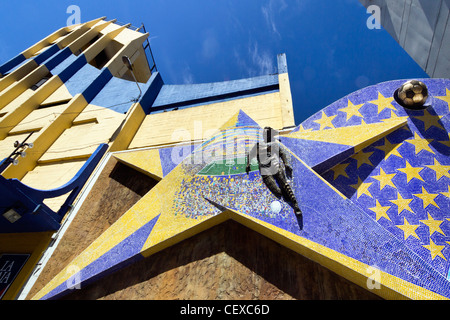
[{"x1": 33, "y1": 78, "x2": 450, "y2": 300}]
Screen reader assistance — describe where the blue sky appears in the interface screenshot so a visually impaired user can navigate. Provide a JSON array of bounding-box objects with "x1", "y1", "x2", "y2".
[{"x1": 0, "y1": 0, "x2": 428, "y2": 125}]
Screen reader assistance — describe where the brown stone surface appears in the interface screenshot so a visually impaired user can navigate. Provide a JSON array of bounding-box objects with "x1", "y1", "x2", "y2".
[
  {"x1": 27, "y1": 157, "x2": 158, "y2": 299},
  {"x1": 62, "y1": 220, "x2": 382, "y2": 300}
]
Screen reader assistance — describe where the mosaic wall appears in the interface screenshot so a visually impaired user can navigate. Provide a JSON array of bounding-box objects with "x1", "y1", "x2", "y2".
[{"x1": 33, "y1": 78, "x2": 450, "y2": 300}]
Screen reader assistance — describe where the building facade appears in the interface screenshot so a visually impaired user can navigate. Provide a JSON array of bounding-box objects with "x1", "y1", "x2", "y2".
[
  {"x1": 359, "y1": 0, "x2": 450, "y2": 78},
  {"x1": 1, "y1": 17, "x2": 450, "y2": 300}
]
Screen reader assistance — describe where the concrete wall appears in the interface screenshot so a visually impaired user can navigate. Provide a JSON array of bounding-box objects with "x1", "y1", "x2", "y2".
[{"x1": 360, "y1": 0, "x2": 450, "y2": 77}]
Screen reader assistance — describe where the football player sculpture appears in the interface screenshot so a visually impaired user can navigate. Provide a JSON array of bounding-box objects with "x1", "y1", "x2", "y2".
[{"x1": 246, "y1": 126, "x2": 303, "y2": 227}]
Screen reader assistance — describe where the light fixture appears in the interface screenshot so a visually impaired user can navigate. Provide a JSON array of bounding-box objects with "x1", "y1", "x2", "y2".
[
  {"x1": 3, "y1": 208, "x2": 21, "y2": 223},
  {"x1": 122, "y1": 55, "x2": 133, "y2": 71},
  {"x1": 122, "y1": 55, "x2": 142, "y2": 102}
]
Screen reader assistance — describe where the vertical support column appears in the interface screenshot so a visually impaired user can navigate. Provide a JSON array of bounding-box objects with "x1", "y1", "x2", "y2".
[{"x1": 277, "y1": 53, "x2": 295, "y2": 129}]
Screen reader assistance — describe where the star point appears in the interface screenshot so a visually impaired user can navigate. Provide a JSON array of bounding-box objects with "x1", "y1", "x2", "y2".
[
  {"x1": 352, "y1": 150, "x2": 374, "y2": 169},
  {"x1": 413, "y1": 110, "x2": 445, "y2": 132},
  {"x1": 420, "y1": 213, "x2": 445, "y2": 236},
  {"x1": 397, "y1": 160, "x2": 425, "y2": 183},
  {"x1": 332, "y1": 162, "x2": 351, "y2": 180},
  {"x1": 350, "y1": 177, "x2": 373, "y2": 199},
  {"x1": 389, "y1": 192, "x2": 414, "y2": 214},
  {"x1": 414, "y1": 186, "x2": 440, "y2": 209},
  {"x1": 339, "y1": 99, "x2": 364, "y2": 121},
  {"x1": 440, "y1": 186, "x2": 450, "y2": 198},
  {"x1": 396, "y1": 217, "x2": 420, "y2": 240},
  {"x1": 423, "y1": 238, "x2": 446, "y2": 261},
  {"x1": 313, "y1": 111, "x2": 337, "y2": 130},
  {"x1": 435, "y1": 88, "x2": 450, "y2": 111},
  {"x1": 404, "y1": 132, "x2": 435, "y2": 155},
  {"x1": 425, "y1": 158, "x2": 450, "y2": 181},
  {"x1": 369, "y1": 92, "x2": 396, "y2": 114},
  {"x1": 375, "y1": 137, "x2": 403, "y2": 160},
  {"x1": 369, "y1": 200, "x2": 391, "y2": 221},
  {"x1": 371, "y1": 167, "x2": 397, "y2": 190}
]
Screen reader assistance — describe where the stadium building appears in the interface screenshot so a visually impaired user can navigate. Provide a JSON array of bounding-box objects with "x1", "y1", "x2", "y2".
[{"x1": 0, "y1": 14, "x2": 450, "y2": 300}]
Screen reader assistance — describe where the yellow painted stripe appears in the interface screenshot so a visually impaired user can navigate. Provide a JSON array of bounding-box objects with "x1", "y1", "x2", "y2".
[
  {"x1": 113, "y1": 148, "x2": 163, "y2": 180},
  {"x1": 67, "y1": 20, "x2": 115, "y2": 54},
  {"x1": 226, "y1": 208, "x2": 446, "y2": 300},
  {"x1": 0, "y1": 74, "x2": 63, "y2": 140},
  {"x1": 285, "y1": 118, "x2": 408, "y2": 153}
]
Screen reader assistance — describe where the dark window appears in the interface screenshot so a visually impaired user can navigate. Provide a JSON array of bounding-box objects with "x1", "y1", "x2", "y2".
[{"x1": 31, "y1": 73, "x2": 52, "y2": 91}]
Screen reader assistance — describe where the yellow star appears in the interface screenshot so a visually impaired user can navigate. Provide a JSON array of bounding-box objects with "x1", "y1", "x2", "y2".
[
  {"x1": 384, "y1": 109, "x2": 408, "y2": 121},
  {"x1": 397, "y1": 160, "x2": 425, "y2": 183},
  {"x1": 369, "y1": 92, "x2": 396, "y2": 114},
  {"x1": 414, "y1": 186, "x2": 440, "y2": 209},
  {"x1": 369, "y1": 200, "x2": 391, "y2": 221},
  {"x1": 396, "y1": 217, "x2": 420, "y2": 240},
  {"x1": 371, "y1": 167, "x2": 397, "y2": 190},
  {"x1": 375, "y1": 137, "x2": 402, "y2": 160},
  {"x1": 441, "y1": 186, "x2": 450, "y2": 198},
  {"x1": 350, "y1": 177, "x2": 373, "y2": 199},
  {"x1": 352, "y1": 150, "x2": 374, "y2": 169},
  {"x1": 420, "y1": 213, "x2": 445, "y2": 236},
  {"x1": 404, "y1": 132, "x2": 435, "y2": 155},
  {"x1": 332, "y1": 162, "x2": 350, "y2": 180},
  {"x1": 313, "y1": 111, "x2": 337, "y2": 130},
  {"x1": 413, "y1": 110, "x2": 445, "y2": 132},
  {"x1": 435, "y1": 88, "x2": 450, "y2": 111},
  {"x1": 423, "y1": 238, "x2": 446, "y2": 260},
  {"x1": 389, "y1": 192, "x2": 414, "y2": 214},
  {"x1": 438, "y1": 134, "x2": 450, "y2": 148},
  {"x1": 297, "y1": 124, "x2": 314, "y2": 133},
  {"x1": 425, "y1": 158, "x2": 450, "y2": 181},
  {"x1": 339, "y1": 99, "x2": 364, "y2": 121}
]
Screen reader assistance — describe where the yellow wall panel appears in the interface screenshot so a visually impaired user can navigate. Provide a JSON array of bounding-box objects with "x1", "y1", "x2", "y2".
[
  {"x1": 39, "y1": 109, "x2": 124, "y2": 163},
  {"x1": 129, "y1": 92, "x2": 284, "y2": 149},
  {"x1": 40, "y1": 85, "x2": 72, "y2": 106},
  {"x1": 20, "y1": 159, "x2": 86, "y2": 211},
  {"x1": 0, "y1": 89, "x2": 35, "y2": 115},
  {"x1": 0, "y1": 132, "x2": 38, "y2": 160},
  {"x1": 9, "y1": 103, "x2": 68, "y2": 135}
]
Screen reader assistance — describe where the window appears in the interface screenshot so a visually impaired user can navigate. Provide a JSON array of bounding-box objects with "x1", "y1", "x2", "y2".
[
  {"x1": 88, "y1": 40, "x2": 123, "y2": 70},
  {"x1": 38, "y1": 99, "x2": 71, "y2": 109},
  {"x1": 31, "y1": 73, "x2": 52, "y2": 91}
]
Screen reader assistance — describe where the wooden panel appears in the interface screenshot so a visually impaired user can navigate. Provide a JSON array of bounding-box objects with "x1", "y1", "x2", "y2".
[{"x1": 59, "y1": 220, "x2": 382, "y2": 300}]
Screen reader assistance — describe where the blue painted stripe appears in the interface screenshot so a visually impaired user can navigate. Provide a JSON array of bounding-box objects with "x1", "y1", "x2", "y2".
[
  {"x1": 152, "y1": 74, "x2": 279, "y2": 109},
  {"x1": 57, "y1": 54, "x2": 88, "y2": 84},
  {"x1": 82, "y1": 67, "x2": 113, "y2": 104},
  {"x1": 41, "y1": 214, "x2": 160, "y2": 300},
  {"x1": 42, "y1": 47, "x2": 72, "y2": 72},
  {"x1": 139, "y1": 72, "x2": 164, "y2": 114},
  {"x1": 32, "y1": 43, "x2": 60, "y2": 65},
  {"x1": 0, "y1": 54, "x2": 26, "y2": 75}
]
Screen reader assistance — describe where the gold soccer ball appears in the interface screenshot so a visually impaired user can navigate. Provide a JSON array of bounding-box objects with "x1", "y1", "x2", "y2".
[{"x1": 397, "y1": 80, "x2": 428, "y2": 109}]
